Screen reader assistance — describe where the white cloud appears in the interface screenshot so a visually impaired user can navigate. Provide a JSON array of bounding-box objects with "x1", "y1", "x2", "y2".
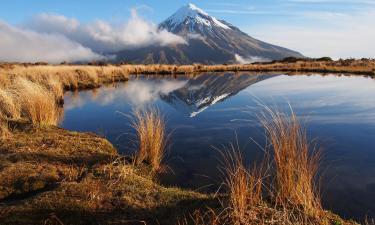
[
  {"x1": 248, "y1": 10, "x2": 375, "y2": 59},
  {"x1": 0, "y1": 21, "x2": 102, "y2": 63},
  {"x1": 235, "y1": 54, "x2": 269, "y2": 64},
  {"x1": 26, "y1": 10, "x2": 186, "y2": 53},
  {"x1": 0, "y1": 8, "x2": 187, "y2": 63}
]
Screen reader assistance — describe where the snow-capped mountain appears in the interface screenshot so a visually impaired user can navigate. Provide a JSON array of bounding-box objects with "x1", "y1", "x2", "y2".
[
  {"x1": 161, "y1": 3, "x2": 231, "y2": 32},
  {"x1": 115, "y1": 3, "x2": 303, "y2": 64},
  {"x1": 160, "y1": 73, "x2": 274, "y2": 117}
]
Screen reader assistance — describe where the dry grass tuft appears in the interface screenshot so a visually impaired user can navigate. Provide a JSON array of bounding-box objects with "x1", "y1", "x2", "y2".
[
  {"x1": 103, "y1": 156, "x2": 136, "y2": 187},
  {"x1": 217, "y1": 143, "x2": 264, "y2": 224},
  {"x1": 44, "y1": 76, "x2": 64, "y2": 102},
  {"x1": 210, "y1": 106, "x2": 325, "y2": 225},
  {"x1": 0, "y1": 88, "x2": 20, "y2": 120},
  {"x1": 259, "y1": 105, "x2": 322, "y2": 215},
  {"x1": 0, "y1": 87, "x2": 20, "y2": 136},
  {"x1": 177, "y1": 208, "x2": 221, "y2": 225},
  {"x1": 12, "y1": 78, "x2": 59, "y2": 126},
  {"x1": 131, "y1": 108, "x2": 168, "y2": 173},
  {"x1": 0, "y1": 115, "x2": 10, "y2": 138}
]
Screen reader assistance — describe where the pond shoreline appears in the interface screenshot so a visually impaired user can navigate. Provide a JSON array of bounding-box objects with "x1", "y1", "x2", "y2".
[
  {"x1": 0, "y1": 65, "x2": 372, "y2": 224},
  {"x1": 1, "y1": 59, "x2": 374, "y2": 91},
  {"x1": 0, "y1": 124, "x2": 359, "y2": 224}
]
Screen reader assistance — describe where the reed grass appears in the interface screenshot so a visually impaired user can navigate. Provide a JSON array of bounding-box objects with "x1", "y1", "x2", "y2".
[
  {"x1": 0, "y1": 78, "x2": 60, "y2": 133},
  {"x1": 0, "y1": 115, "x2": 9, "y2": 138},
  {"x1": 0, "y1": 59, "x2": 374, "y2": 94},
  {"x1": 0, "y1": 88, "x2": 20, "y2": 120},
  {"x1": 212, "y1": 106, "x2": 324, "y2": 225},
  {"x1": 217, "y1": 143, "x2": 264, "y2": 224},
  {"x1": 259, "y1": 105, "x2": 322, "y2": 215},
  {"x1": 131, "y1": 108, "x2": 167, "y2": 173}
]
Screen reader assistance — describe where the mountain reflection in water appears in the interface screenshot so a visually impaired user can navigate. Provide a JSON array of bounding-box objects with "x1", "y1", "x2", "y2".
[{"x1": 64, "y1": 72, "x2": 274, "y2": 115}]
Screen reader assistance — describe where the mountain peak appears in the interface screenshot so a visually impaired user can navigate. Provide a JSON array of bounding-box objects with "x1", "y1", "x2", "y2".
[
  {"x1": 117, "y1": 4, "x2": 304, "y2": 64},
  {"x1": 162, "y1": 3, "x2": 231, "y2": 32},
  {"x1": 184, "y1": 3, "x2": 208, "y2": 16}
]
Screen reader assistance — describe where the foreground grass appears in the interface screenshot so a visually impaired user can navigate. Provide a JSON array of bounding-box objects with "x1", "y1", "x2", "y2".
[
  {"x1": 0, "y1": 123, "x2": 357, "y2": 225},
  {"x1": 0, "y1": 77, "x2": 61, "y2": 136},
  {"x1": 0, "y1": 125, "x2": 215, "y2": 225},
  {"x1": 200, "y1": 107, "x2": 355, "y2": 225},
  {"x1": 131, "y1": 108, "x2": 168, "y2": 174}
]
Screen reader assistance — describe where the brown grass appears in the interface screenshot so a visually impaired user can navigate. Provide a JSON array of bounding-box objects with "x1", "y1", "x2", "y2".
[
  {"x1": 13, "y1": 78, "x2": 59, "y2": 126},
  {"x1": 259, "y1": 105, "x2": 322, "y2": 215},
  {"x1": 210, "y1": 106, "x2": 326, "y2": 225},
  {"x1": 0, "y1": 88, "x2": 20, "y2": 136},
  {"x1": 0, "y1": 78, "x2": 60, "y2": 134},
  {"x1": 0, "y1": 59, "x2": 374, "y2": 93},
  {"x1": 217, "y1": 143, "x2": 264, "y2": 224},
  {"x1": 131, "y1": 108, "x2": 167, "y2": 173},
  {"x1": 0, "y1": 88, "x2": 20, "y2": 119}
]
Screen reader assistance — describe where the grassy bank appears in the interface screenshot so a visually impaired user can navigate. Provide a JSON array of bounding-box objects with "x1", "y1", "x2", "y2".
[
  {"x1": 0, "y1": 126, "x2": 215, "y2": 224},
  {"x1": 0, "y1": 116, "x2": 358, "y2": 225},
  {"x1": 1, "y1": 58, "x2": 374, "y2": 91}
]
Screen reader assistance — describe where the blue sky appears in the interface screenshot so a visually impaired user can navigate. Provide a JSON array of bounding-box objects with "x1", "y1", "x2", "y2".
[{"x1": 1, "y1": 0, "x2": 375, "y2": 59}]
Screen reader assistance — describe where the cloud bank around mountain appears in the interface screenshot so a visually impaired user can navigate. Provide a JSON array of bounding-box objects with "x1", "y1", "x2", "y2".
[
  {"x1": 235, "y1": 54, "x2": 269, "y2": 64},
  {"x1": 0, "y1": 9, "x2": 186, "y2": 63},
  {"x1": 0, "y1": 21, "x2": 103, "y2": 63}
]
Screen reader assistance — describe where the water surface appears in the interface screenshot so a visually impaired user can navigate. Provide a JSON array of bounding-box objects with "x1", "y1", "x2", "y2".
[{"x1": 61, "y1": 72, "x2": 375, "y2": 220}]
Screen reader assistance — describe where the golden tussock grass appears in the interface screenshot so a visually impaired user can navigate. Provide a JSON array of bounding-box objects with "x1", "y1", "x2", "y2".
[
  {"x1": 0, "y1": 88, "x2": 20, "y2": 120},
  {"x1": 131, "y1": 108, "x2": 167, "y2": 173},
  {"x1": 0, "y1": 78, "x2": 60, "y2": 135},
  {"x1": 217, "y1": 142, "x2": 264, "y2": 224},
  {"x1": 259, "y1": 106, "x2": 321, "y2": 214},
  {"x1": 0, "y1": 88, "x2": 20, "y2": 137},
  {"x1": 13, "y1": 78, "x2": 59, "y2": 126},
  {"x1": 0, "y1": 58, "x2": 373, "y2": 94},
  {"x1": 210, "y1": 106, "x2": 325, "y2": 225}
]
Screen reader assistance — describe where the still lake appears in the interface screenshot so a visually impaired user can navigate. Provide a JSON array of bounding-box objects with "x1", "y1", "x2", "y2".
[{"x1": 61, "y1": 72, "x2": 375, "y2": 221}]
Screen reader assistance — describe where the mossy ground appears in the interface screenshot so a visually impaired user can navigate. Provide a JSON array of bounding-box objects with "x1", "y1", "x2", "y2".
[
  {"x1": 0, "y1": 126, "x2": 217, "y2": 224},
  {"x1": 0, "y1": 126, "x2": 359, "y2": 225}
]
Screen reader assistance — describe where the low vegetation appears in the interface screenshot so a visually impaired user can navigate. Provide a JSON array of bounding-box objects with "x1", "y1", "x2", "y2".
[
  {"x1": 0, "y1": 78, "x2": 61, "y2": 136},
  {"x1": 0, "y1": 126, "x2": 213, "y2": 225},
  {"x1": 192, "y1": 108, "x2": 346, "y2": 225},
  {"x1": 131, "y1": 108, "x2": 168, "y2": 173},
  {"x1": 0, "y1": 58, "x2": 374, "y2": 92},
  {"x1": 218, "y1": 144, "x2": 264, "y2": 224}
]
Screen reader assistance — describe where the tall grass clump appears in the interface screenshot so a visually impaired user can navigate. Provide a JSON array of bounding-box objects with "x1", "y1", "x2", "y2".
[
  {"x1": 219, "y1": 143, "x2": 265, "y2": 225},
  {"x1": 13, "y1": 78, "x2": 59, "y2": 126},
  {"x1": 259, "y1": 106, "x2": 321, "y2": 215},
  {"x1": 44, "y1": 76, "x2": 64, "y2": 103},
  {"x1": 218, "y1": 144, "x2": 264, "y2": 224},
  {"x1": 0, "y1": 88, "x2": 20, "y2": 137},
  {"x1": 0, "y1": 88, "x2": 20, "y2": 120},
  {"x1": 131, "y1": 108, "x2": 167, "y2": 173}
]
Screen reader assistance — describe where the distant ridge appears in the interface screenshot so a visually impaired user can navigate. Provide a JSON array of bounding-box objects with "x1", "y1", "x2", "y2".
[{"x1": 115, "y1": 3, "x2": 303, "y2": 64}]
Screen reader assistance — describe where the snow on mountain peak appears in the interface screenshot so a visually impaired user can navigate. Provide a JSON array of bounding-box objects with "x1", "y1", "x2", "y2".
[
  {"x1": 164, "y1": 3, "x2": 231, "y2": 31},
  {"x1": 186, "y1": 3, "x2": 208, "y2": 16}
]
